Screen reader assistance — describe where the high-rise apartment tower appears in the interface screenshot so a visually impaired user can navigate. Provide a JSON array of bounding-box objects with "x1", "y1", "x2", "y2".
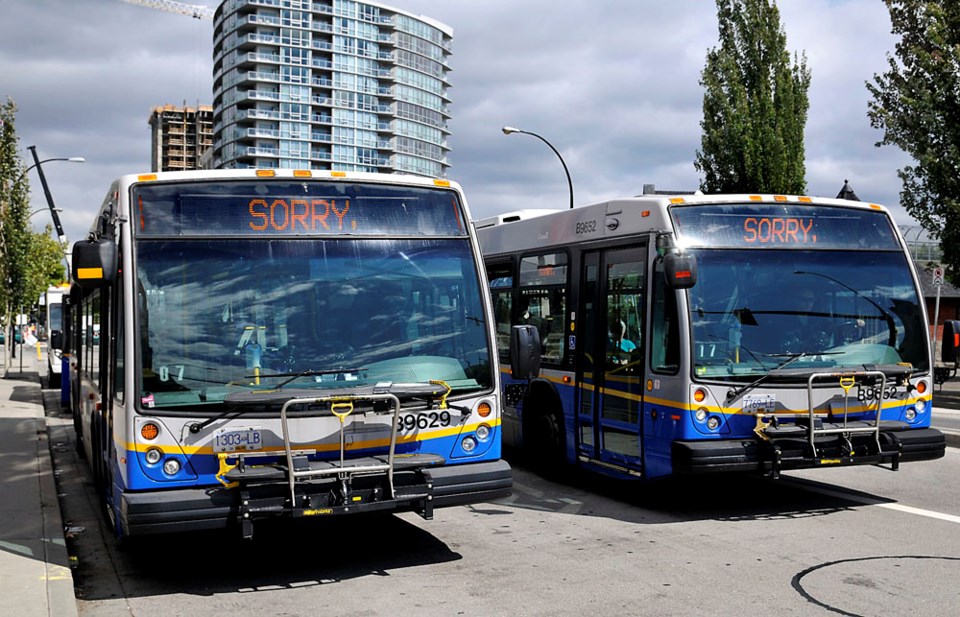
[
  {"x1": 149, "y1": 104, "x2": 215, "y2": 172},
  {"x1": 212, "y1": 0, "x2": 452, "y2": 176}
]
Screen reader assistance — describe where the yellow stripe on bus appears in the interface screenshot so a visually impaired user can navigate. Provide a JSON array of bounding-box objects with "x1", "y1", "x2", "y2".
[
  {"x1": 501, "y1": 367, "x2": 933, "y2": 415},
  {"x1": 124, "y1": 418, "x2": 501, "y2": 456}
]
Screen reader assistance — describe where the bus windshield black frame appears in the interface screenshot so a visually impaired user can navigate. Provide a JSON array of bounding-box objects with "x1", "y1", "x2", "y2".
[
  {"x1": 130, "y1": 180, "x2": 489, "y2": 412},
  {"x1": 671, "y1": 203, "x2": 928, "y2": 380}
]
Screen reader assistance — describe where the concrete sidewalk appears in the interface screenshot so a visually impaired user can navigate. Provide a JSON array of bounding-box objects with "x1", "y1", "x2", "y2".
[{"x1": 0, "y1": 351, "x2": 77, "y2": 617}]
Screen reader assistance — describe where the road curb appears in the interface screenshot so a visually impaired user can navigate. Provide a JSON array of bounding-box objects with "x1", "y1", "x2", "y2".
[{"x1": 38, "y1": 411, "x2": 79, "y2": 617}]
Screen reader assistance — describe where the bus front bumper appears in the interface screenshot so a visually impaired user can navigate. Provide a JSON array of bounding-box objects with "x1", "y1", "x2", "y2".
[
  {"x1": 119, "y1": 459, "x2": 512, "y2": 537},
  {"x1": 672, "y1": 427, "x2": 946, "y2": 475}
]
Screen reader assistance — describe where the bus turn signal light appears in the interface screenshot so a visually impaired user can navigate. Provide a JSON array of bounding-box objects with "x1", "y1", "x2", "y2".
[
  {"x1": 141, "y1": 423, "x2": 160, "y2": 440},
  {"x1": 477, "y1": 401, "x2": 492, "y2": 417}
]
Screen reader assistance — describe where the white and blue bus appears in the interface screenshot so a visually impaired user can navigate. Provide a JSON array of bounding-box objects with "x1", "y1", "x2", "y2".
[
  {"x1": 43, "y1": 284, "x2": 69, "y2": 388},
  {"x1": 477, "y1": 192, "x2": 945, "y2": 481},
  {"x1": 68, "y1": 169, "x2": 510, "y2": 539}
]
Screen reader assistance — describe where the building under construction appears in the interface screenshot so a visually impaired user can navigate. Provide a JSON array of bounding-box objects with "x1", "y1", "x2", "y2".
[{"x1": 148, "y1": 104, "x2": 214, "y2": 172}]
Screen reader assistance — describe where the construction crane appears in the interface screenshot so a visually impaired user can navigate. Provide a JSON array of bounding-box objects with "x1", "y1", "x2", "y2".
[{"x1": 118, "y1": 0, "x2": 215, "y2": 20}]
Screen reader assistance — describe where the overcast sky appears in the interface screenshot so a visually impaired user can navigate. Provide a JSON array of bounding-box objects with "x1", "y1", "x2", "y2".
[{"x1": 0, "y1": 0, "x2": 920, "y2": 245}]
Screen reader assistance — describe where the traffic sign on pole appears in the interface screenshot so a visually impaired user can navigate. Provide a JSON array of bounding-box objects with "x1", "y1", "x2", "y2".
[{"x1": 933, "y1": 266, "x2": 944, "y2": 287}]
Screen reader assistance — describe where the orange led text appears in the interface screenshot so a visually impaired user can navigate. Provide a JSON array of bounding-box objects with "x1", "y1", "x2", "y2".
[
  {"x1": 249, "y1": 198, "x2": 351, "y2": 232},
  {"x1": 743, "y1": 217, "x2": 816, "y2": 244}
]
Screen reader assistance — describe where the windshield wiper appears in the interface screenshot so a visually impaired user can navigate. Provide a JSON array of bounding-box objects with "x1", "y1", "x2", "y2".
[
  {"x1": 253, "y1": 367, "x2": 368, "y2": 389},
  {"x1": 725, "y1": 351, "x2": 841, "y2": 402},
  {"x1": 190, "y1": 374, "x2": 475, "y2": 435},
  {"x1": 188, "y1": 403, "x2": 247, "y2": 434},
  {"x1": 187, "y1": 368, "x2": 368, "y2": 434},
  {"x1": 371, "y1": 381, "x2": 472, "y2": 416}
]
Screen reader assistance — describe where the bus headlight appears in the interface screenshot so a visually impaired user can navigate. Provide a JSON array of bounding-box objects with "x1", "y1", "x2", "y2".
[
  {"x1": 461, "y1": 436, "x2": 477, "y2": 453},
  {"x1": 695, "y1": 408, "x2": 708, "y2": 422},
  {"x1": 476, "y1": 424, "x2": 491, "y2": 441},
  {"x1": 145, "y1": 448, "x2": 163, "y2": 465},
  {"x1": 905, "y1": 402, "x2": 925, "y2": 422},
  {"x1": 706, "y1": 416, "x2": 721, "y2": 431},
  {"x1": 163, "y1": 458, "x2": 181, "y2": 476}
]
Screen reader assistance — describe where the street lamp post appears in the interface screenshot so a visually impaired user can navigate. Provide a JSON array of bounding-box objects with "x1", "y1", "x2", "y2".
[
  {"x1": 4, "y1": 148, "x2": 83, "y2": 369},
  {"x1": 30, "y1": 207, "x2": 63, "y2": 219},
  {"x1": 502, "y1": 126, "x2": 574, "y2": 210},
  {"x1": 26, "y1": 146, "x2": 84, "y2": 244}
]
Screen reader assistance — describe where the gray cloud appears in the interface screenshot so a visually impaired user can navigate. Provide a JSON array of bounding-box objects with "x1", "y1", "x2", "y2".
[{"x1": 1, "y1": 0, "x2": 915, "y2": 245}]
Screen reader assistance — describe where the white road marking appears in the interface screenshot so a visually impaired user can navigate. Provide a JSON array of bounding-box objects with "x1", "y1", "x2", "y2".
[
  {"x1": 874, "y1": 502, "x2": 960, "y2": 524},
  {"x1": 793, "y1": 481, "x2": 960, "y2": 525}
]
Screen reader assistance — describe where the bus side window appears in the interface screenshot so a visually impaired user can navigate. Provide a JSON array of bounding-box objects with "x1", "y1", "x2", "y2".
[
  {"x1": 83, "y1": 292, "x2": 102, "y2": 388},
  {"x1": 518, "y1": 289, "x2": 566, "y2": 365},
  {"x1": 652, "y1": 260, "x2": 680, "y2": 373},
  {"x1": 518, "y1": 253, "x2": 567, "y2": 366},
  {"x1": 113, "y1": 244, "x2": 125, "y2": 403},
  {"x1": 486, "y1": 262, "x2": 514, "y2": 361}
]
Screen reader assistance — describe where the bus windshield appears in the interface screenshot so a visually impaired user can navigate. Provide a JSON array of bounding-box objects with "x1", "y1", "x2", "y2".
[
  {"x1": 688, "y1": 248, "x2": 929, "y2": 380},
  {"x1": 48, "y1": 303, "x2": 62, "y2": 333},
  {"x1": 136, "y1": 237, "x2": 491, "y2": 410}
]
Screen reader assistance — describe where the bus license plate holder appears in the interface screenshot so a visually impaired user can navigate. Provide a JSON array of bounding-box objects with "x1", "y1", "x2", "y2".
[
  {"x1": 213, "y1": 426, "x2": 263, "y2": 453},
  {"x1": 741, "y1": 394, "x2": 776, "y2": 415}
]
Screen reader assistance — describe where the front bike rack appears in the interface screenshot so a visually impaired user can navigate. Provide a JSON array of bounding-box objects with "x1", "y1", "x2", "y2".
[{"x1": 279, "y1": 393, "x2": 402, "y2": 507}]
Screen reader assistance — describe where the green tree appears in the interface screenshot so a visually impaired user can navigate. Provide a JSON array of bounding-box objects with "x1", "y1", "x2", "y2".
[
  {"x1": 696, "y1": 0, "x2": 811, "y2": 194},
  {"x1": 25, "y1": 224, "x2": 66, "y2": 304},
  {"x1": 1, "y1": 98, "x2": 33, "y2": 365},
  {"x1": 867, "y1": 0, "x2": 960, "y2": 283}
]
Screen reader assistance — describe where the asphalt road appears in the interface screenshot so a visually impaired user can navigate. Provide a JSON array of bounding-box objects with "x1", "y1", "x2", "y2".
[
  {"x1": 43, "y1": 385, "x2": 960, "y2": 617},
  {"x1": 933, "y1": 377, "x2": 960, "y2": 438}
]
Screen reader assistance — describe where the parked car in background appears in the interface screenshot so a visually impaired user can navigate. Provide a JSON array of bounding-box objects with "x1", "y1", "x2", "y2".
[{"x1": 0, "y1": 329, "x2": 24, "y2": 345}]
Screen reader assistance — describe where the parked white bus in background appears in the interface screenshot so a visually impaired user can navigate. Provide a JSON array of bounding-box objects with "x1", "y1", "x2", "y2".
[
  {"x1": 43, "y1": 284, "x2": 70, "y2": 388},
  {"x1": 477, "y1": 191, "x2": 946, "y2": 482}
]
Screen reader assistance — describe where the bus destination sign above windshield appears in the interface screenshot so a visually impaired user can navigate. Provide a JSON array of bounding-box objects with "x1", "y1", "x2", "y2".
[
  {"x1": 742, "y1": 216, "x2": 815, "y2": 244},
  {"x1": 670, "y1": 203, "x2": 899, "y2": 250},
  {"x1": 248, "y1": 198, "x2": 352, "y2": 232},
  {"x1": 132, "y1": 180, "x2": 466, "y2": 237}
]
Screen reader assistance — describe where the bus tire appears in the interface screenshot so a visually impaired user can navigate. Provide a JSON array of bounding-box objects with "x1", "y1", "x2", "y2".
[
  {"x1": 522, "y1": 383, "x2": 566, "y2": 474},
  {"x1": 103, "y1": 459, "x2": 122, "y2": 542},
  {"x1": 92, "y1": 414, "x2": 108, "y2": 501},
  {"x1": 90, "y1": 417, "x2": 103, "y2": 496},
  {"x1": 72, "y1": 402, "x2": 85, "y2": 459}
]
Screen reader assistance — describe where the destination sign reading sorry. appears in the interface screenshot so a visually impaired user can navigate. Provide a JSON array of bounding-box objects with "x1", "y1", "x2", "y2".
[
  {"x1": 132, "y1": 181, "x2": 467, "y2": 237},
  {"x1": 670, "y1": 203, "x2": 899, "y2": 250},
  {"x1": 248, "y1": 198, "x2": 354, "y2": 232},
  {"x1": 742, "y1": 216, "x2": 816, "y2": 244}
]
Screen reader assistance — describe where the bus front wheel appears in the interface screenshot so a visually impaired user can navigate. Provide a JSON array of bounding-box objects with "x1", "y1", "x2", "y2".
[{"x1": 522, "y1": 390, "x2": 566, "y2": 473}]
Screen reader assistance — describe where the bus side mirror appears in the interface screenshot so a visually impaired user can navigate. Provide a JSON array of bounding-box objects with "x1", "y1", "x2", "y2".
[
  {"x1": 942, "y1": 320, "x2": 960, "y2": 366},
  {"x1": 510, "y1": 324, "x2": 541, "y2": 380},
  {"x1": 50, "y1": 331, "x2": 63, "y2": 351},
  {"x1": 72, "y1": 239, "x2": 117, "y2": 288},
  {"x1": 663, "y1": 252, "x2": 697, "y2": 289}
]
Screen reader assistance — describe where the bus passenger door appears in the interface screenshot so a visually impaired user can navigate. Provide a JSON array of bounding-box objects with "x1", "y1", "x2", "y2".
[{"x1": 576, "y1": 247, "x2": 646, "y2": 474}]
